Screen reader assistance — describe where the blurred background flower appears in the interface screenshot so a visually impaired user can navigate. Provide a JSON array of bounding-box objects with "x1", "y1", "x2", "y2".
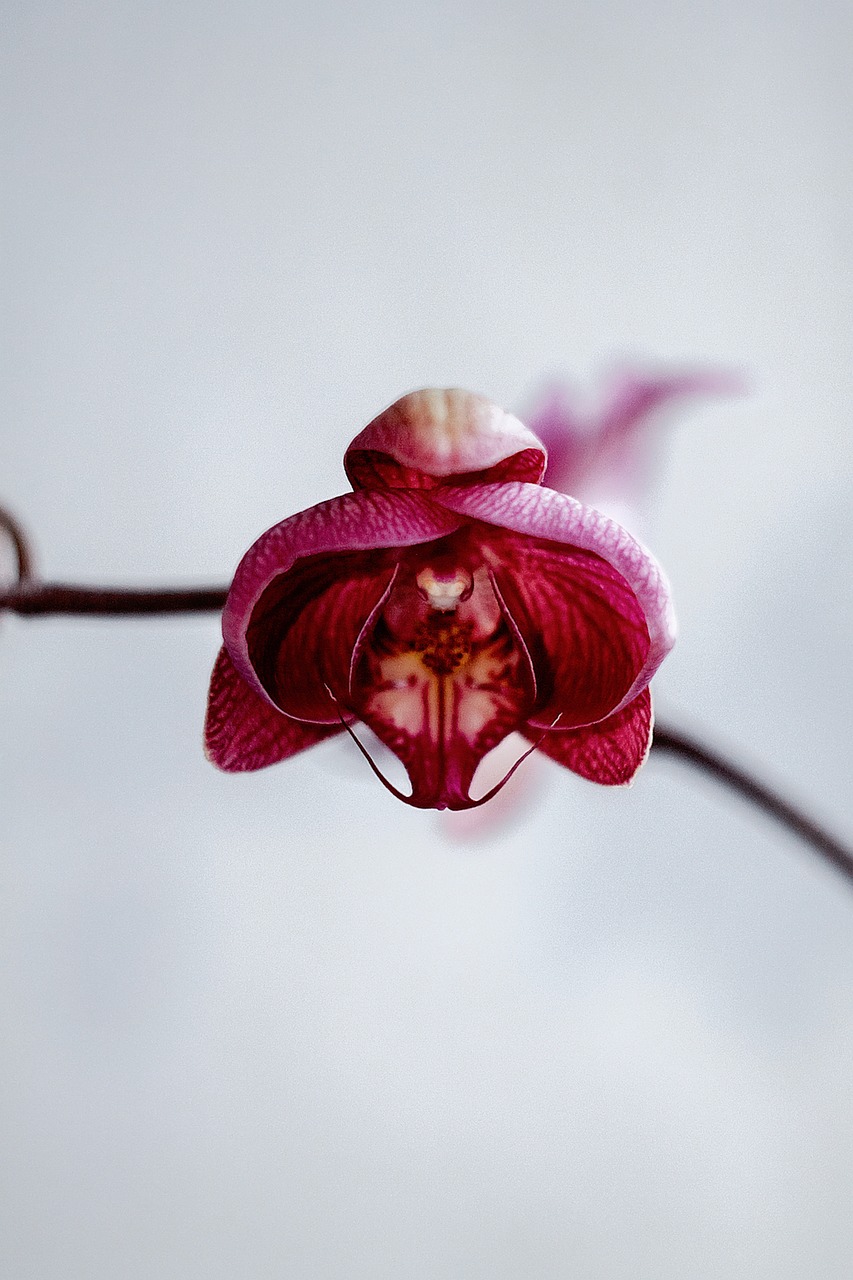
[{"x1": 527, "y1": 364, "x2": 743, "y2": 528}]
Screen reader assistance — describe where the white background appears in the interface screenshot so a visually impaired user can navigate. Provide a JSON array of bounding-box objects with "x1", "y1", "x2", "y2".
[{"x1": 1, "y1": 2, "x2": 852, "y2": 1276}]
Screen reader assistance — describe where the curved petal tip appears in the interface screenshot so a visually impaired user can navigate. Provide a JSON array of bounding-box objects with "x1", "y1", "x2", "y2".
[
  {"x1": 527, "y1": 687, "x2": 653, "y2": 786},
  {"x1": 344, "y1": 388, "x2": 547, "y2": 489},
  {"x1": 205, "y1": 646, "x2": 342, "y2": 772}
]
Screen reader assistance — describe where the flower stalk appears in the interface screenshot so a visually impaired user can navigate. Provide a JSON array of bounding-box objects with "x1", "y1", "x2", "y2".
[
  {"x1": 0, "y1": 581, "x2": 228, "y2": 615},
  {"x1": 652, "y1": 727, "x2": 853, "y2": 884}
]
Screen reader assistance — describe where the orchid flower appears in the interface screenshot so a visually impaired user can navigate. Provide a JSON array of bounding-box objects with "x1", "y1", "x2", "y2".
[{"x1": 204, "y1": 389, "x2": 675, "y2": 809}]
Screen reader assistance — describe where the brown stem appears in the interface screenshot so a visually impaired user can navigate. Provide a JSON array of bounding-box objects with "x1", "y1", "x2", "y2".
[
  {"x1": 0, "y1": 581, "x2": 228, "y2": 615},
  {"x1": 651, "y1": 723, "x2": 853, "y2": 885},
  {"x1": 0, "y1": 507, "x2": 35, "y2": 582}
]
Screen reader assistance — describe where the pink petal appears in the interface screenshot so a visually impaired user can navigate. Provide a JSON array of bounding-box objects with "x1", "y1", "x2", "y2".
[
  {"x1": 484, "y1": 530, "x2": 650, "y2": 728},
  {"x1": 223, "y1": 489, "x2": 462, "y2": 700},
  {"x1": 344, "y1": 389, "x2": 546, "y2": 490},
  {"x1": 525, "y1": 687, "x2": 652, "y2": 785},
  {"x1": 205, "y1": 646, "x2": 343, "y2": 772},
  {"x1": 432, "y1": 482, "x2": 675, "y2": 715}
]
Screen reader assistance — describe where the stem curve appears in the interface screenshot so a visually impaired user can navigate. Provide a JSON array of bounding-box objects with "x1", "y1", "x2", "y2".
[
  {"x1": 651, "y1": 723, "x2": 853, "y2": 885},
  {"x1": 0, "y1": 506, "x2": 35, "y2": 583}
]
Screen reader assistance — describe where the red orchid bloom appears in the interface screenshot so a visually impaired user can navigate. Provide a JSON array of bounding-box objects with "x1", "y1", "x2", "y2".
[{"x1": 204, "y1": 389, "x2": 675, "y2": 809}]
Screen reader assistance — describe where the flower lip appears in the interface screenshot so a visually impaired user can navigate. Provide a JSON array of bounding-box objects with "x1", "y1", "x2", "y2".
[{"x1": 344, "y1": 388, "x2": 547, "y2": 490}]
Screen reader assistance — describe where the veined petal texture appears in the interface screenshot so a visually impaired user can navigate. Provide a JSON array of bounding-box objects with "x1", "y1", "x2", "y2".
[
  {"x1": 431, "y1": 482, "x2": 675, "y2": 715},
  {"x1": 205, "y1": 646, "x2": 343, "y2": 771},
  {"x1": 223, "y1": 489, "x2": 462, "y2": 697}
]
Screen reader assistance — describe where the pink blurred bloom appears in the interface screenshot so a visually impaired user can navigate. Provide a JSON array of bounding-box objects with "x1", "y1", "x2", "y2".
[
  {"x1": 528, "y1": 365, "x2": 743, "y2": 513},
  {"x1": 205, "y1": 389, "x2": 675, "y2": 809}
]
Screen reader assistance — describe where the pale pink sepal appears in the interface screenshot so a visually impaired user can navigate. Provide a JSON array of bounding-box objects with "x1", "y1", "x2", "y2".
[
  {"x1": 205, "y1": 646, "x2": 343, "y2": 772},
  {"x1": 526, "y1": 687, "x2": 652, "y2": 786},
  {"x1": 432, "y1": 482, "x2": 675, "y2": 716},
  {"x1": 223, "y1": 489, "x2": 462, "y2": 701},
  {"x1": 344, "y1": 389, "x2": 547, "y2": 489}
]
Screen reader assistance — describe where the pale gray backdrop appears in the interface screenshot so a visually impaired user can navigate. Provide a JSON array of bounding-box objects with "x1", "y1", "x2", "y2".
[{"x1": 2, "y1": 2, "x2": 852, "y2": 1277}]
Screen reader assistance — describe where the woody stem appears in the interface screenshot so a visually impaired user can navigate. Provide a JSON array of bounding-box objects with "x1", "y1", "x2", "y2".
[
  {"x1": 0, "y1": 581, "x2": 228, "y2": 614},
  {"x1": 651, "y1": 724, "x2": 853, "y2": 885}
]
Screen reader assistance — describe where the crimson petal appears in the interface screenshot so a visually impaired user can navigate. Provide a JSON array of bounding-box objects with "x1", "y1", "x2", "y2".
[
  {"x1": 205, "y1": 646, "x2": 343, "y2": 772},
  {"x1": 524, "y1": 687, "x2": 652, "y2": 786},
  {"x1": 246, "y1": 552, "x2": 398, "y2": 722},
  {"x1": 486, "y1": 530, "x2": 649, "y2": 728}
]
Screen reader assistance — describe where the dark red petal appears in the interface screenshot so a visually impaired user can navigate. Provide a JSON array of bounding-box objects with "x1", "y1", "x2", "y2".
[
  {"x1": 342, "y1": 448, "x2": 546, "y2": 491},
  {"x1": 205, "y1": 646, "x2": 343, "y2": 772},
  {"x1": 246, "y1": 552, "x2": 398, "y2": 722},
  {"x1": 525, "y1": 687, "x2": 652, "y2": 785},
  {"x1": 488, "y1": 531, "x2": 649, "y2": 728}
]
